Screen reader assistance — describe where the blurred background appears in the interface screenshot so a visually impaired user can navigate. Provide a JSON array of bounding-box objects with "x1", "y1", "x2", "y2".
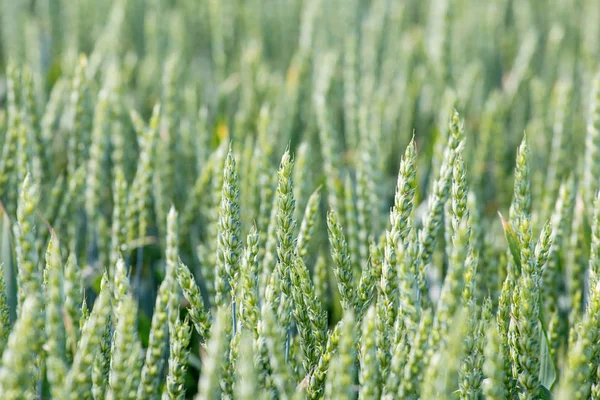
[{"x1": 0, "y1": 0, "x2": 597, "y2": 394}]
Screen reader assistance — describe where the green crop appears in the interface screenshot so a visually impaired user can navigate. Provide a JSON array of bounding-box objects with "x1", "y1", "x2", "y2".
[{"x1": 1, "y1": 0, "x2": 600, "y2": 398}]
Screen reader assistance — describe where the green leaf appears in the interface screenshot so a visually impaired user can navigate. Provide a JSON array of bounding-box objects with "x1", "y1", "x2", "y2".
[
  {"x1": 539, "y1": 385, "x2": 553, "y2": 400},
  {"x1": 138, "y1": 311, "x2": 153, "y2": 348},
  {"x1": 91, "y1": 274, "x2": 102, "y2": 295},
  {"x1": 1, "y1": 210, "x2": 16, "y2": 322},
  {"x1": 583, "y1": 212, "x2": 592, "y2": 259},
  {"x1": 499, "y1": 212, "x2": 521, "y2": 273},
  {"x1": 538, "y1": 318, "x2": 556, "y2": 390},
  {"x1": 46, "y1": 60, "x2": 63, "y2": 90}
]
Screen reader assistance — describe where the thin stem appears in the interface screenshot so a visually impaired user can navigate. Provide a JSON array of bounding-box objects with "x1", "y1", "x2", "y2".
[{"x1": 232, "y1": 297, "x2": 237, "y2": 336}]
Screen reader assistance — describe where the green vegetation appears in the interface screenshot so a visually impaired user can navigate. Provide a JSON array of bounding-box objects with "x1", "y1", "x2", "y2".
[{"x1": 0, "y1": 0, "x2": 598, "y2": 398}]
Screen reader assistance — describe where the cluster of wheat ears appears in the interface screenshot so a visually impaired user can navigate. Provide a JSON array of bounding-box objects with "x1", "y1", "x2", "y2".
[{"x1": 1, "y1": 0, "x2": 600, "y2": 399}]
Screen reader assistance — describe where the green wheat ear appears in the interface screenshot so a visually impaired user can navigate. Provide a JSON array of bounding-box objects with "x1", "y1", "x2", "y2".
[
  {"x1": 166, "y1": 315, "x2": 192, "y2": 400},
  {"x1": 240, "y1": 226, "x2": 260, "y2": 338},
  {"x1": 63, "y1": 277, "x2": 112, "y2": 399},
  {"x1": 109, "y1": 291, "x2": 142, "y2": 400},
  {"x1": 137, "y1": 267, "x2": 171, "y2": 398},
  {"x1": 215, "y1": 146, "x2": 242, "y2": 309},
  {"x1": 1, "y1": 1, "x2": 600, "y2": 399},
  {"x1": 14, "y1": 173, "x2": 41, "y2": 312},
  {"x1": 359, "y1": 305, "x2": 380, "y2": 400},
  {"x1": 0, "y1": 296, "x2": 43, "y2": 400},
  {"x1": 296, "y1": 186, "x2": 321, "y2": 263},
  {"x1": 327, "y1": 208, "x2": 356, "y2": 313},
  {"x1": 483, "y1": 322, "x2": 507, "y2": 400},
  {"x1": 44, "y1": 234, "x2": 68, "y2": 398},
  {"x1": 198, "y1": 306, "x2": 231, "y2": 400},
  {"x1": 324, "y1": 310, "x2": 357, "y2": 400}
]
